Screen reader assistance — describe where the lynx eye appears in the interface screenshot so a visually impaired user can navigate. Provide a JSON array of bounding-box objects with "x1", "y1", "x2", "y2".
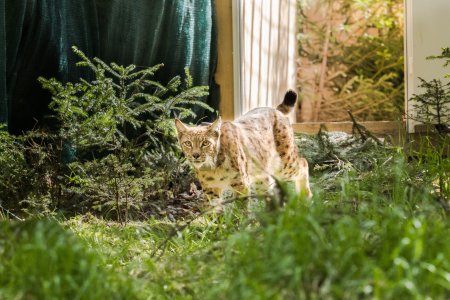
[
  {"x1": 183, "y1": 141, "x2": 193, "y2": 148},
  {"x1": 201, "y1": 141, "x2": 211, "y2": 147}
]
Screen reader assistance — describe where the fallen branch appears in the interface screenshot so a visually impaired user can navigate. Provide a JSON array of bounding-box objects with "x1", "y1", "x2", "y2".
[{"x1": 347, "y1": 110, "x2": 382, "y2": 145}]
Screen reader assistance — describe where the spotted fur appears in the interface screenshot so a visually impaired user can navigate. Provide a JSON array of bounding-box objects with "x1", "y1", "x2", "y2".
[{"x1": 175, "y1": 90, "x2": 312, "y2": 202}]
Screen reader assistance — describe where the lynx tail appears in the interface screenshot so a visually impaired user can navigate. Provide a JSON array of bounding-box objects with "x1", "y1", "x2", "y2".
[{"x1": 276, "y1": 90, "x2": 297, "y2": 115}]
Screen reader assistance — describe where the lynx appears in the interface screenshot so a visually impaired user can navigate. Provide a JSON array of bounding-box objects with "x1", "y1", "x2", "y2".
[{"x1": 175, "y1": 90, "x2": 312, "y2": 202}]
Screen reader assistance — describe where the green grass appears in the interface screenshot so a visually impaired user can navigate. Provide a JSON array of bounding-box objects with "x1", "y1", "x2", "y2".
[
  {"x1": 0, "y1": 147, "x2": 449, "y2": 299},
  {"x1": 0, "y1": 219, "x2": 136, "y2": 299}
]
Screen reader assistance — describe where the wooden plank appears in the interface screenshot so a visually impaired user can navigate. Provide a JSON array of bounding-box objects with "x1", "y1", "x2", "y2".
[
  {"x1": 292, "y1": 121, "x2": 404, "y2": 136},
  {"x1": 215, "y1": 0, "x2": 235, "y2": 121}
]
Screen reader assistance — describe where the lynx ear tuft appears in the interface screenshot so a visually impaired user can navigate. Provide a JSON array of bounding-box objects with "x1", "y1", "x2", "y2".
[
  {"x1": 174, "y1": 118, "x2": 188, "y2": 134},
  {"x1": 208, "y1": 117, "x2": 222, "y2": 136}
]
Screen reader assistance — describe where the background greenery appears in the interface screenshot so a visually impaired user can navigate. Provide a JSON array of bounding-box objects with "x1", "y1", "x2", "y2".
[{"x1": 297, "y1": 0, "x2": 404, "y2": 121}]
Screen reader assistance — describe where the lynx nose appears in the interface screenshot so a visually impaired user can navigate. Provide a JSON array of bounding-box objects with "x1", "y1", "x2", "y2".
[{"x1": 192, "y1": 152, "x2": 200, "y2": 159}]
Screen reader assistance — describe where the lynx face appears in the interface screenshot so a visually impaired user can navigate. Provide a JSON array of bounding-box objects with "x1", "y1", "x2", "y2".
[{"x1": 175, "y1": 118, "x2": 221, "y2": 170}]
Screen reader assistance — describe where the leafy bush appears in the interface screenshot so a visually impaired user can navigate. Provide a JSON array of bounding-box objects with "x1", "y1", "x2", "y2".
[
  {"x1": 0, "y1": 46, "x2": 212, "y2": 220},
  {"x1": 0, "y1": 128, "x2": 61, "y2": 217},
  {"x1": 297, "y1": 0, "x2": 404, "y2": 121},
  {"x1": 39, "y1": 47, "x2": 211, "y2": 153},
  {"x1": 27, "y1": 46, "x2": 211, "y2": 221},
  {"x1": 0, "y1": 126, "x2": 28, "y2": 210}
]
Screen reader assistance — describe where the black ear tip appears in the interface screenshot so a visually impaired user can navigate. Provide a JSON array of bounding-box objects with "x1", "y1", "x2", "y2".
[{"x1": 283, "y1": 90, "x2": 297, "y2": 107}]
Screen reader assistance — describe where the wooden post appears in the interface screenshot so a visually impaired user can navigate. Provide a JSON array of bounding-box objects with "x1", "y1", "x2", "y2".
[{"x1": 215, "y1": 0, "x2": 235, "y2": 121}]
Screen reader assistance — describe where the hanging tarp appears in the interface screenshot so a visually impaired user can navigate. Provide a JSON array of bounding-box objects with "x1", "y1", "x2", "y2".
[{"x1": 1, "y1": 0, "x2": 219, "y2": 133}]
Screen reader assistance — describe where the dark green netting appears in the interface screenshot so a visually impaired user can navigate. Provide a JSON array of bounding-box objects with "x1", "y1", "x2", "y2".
[
  {"x1": 0, "y1": 1, "x2": 6, "y2": 126},
  {"x1": 2, "y1": 0, "x2": 219, "y2": 134}
]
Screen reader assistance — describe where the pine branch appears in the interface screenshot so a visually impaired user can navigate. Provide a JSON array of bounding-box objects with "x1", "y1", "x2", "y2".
[{"x1": 348, "y1": 110, "x2": 382, "y2": 145}]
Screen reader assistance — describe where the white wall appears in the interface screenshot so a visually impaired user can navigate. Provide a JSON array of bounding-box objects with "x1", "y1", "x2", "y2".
[{"x1": 405, "y1": 0, "x2": 450, "y2": 132}]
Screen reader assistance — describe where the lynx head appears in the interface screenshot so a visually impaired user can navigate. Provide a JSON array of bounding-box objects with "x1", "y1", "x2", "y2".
[{"x1": 174, "y1": 117, "x2": 222, "y2": 170}]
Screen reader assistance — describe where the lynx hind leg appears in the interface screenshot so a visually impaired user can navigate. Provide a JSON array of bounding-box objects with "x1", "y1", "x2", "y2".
[
  {"x1": 273, "y1": 116, "x2": 301, "y2": 179},
  {"x1": 296, "y1": 158, "x2": 312, "y2": 198},
  {"x1": 273, "y1": 116, "x2": 312, "y2": 198}
]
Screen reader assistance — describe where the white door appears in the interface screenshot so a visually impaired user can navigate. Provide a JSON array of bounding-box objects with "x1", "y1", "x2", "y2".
[{"x1": 233, "y1": 0, "x2": 297, "y2": 120}]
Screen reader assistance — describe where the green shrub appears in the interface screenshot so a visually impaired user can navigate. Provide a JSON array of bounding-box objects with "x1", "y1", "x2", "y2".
[
  {"x1": 1, "y1": 46, "x2": 211, "y2": 220},
  {"x1": 25, "y1": 46, "x2": 212, "y2": 221},
  {"x1": 0, "y1": 126, "x2": 28, "y2": 211}
]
